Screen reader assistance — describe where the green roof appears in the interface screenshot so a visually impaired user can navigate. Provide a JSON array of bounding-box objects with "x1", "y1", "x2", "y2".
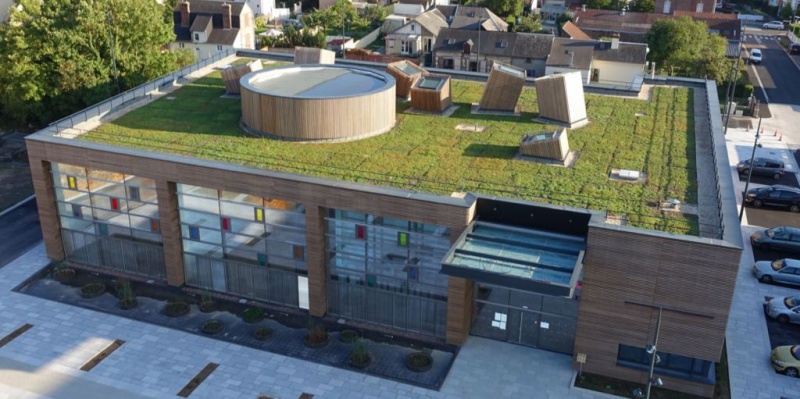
[{"x1": 80, "y1": 64, "x2": 698, "y2": 234}]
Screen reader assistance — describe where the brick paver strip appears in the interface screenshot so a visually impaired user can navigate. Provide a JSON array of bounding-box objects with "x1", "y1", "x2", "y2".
[
  {"x1": 178, "y1": 362, "x2": 219, "y2": 398},
  {"x1": 0, "y1": 323, "x2": 32, "y2": 348},
  {"x1": 79, "y1": 339, "x2": 125, "y2": 372}
]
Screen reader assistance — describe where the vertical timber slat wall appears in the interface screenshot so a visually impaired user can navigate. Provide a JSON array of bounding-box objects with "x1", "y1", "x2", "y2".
[
  {"x1": 156, "y1": 180, "x2": 185, "y2": 286},
  {"x1": 574, "y1": 226, "x2": 741, "y2": 398},
  {"x1": 306, "y1": 206, "x2": 327, "y2": 317},
  {"x1": 445, "y1": 276, "x2": 474, "y2": 345},
  {"x1": 29, "y1": 160, "x2": 65, "y2": 260}
]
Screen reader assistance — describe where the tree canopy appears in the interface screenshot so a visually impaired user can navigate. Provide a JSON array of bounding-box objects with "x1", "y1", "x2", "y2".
[
  {"x1": 0, "y1": 0, "x2": 179, "y2": 128},
  {"x1": 302, "y1": 0, "x2": 368, "y2": 32},
  {"x1": 513, "y1": 15, "x2": 543, "y2": 33},
  {"x1": 485, "y1": 0, "x2": 524, "y2": 18},
  {"x1": 645, "y1": 17, "x2": 728, "y2": 82}
]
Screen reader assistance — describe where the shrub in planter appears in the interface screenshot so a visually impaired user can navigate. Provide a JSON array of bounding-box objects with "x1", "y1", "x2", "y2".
[
  {"x1": 116, "y1": 280, "x2": 138, "y2": 310},
  {"x1": 52, "y1": 261, "x2": 75, "y2": 281},
  {"x1": 198, "y1": 290, "x2": 215, "y2": 313},
  {"x1": 339, "y1": 329, "x2": 360, "y2": 344},
  {"x1": 348, "y1": 339, "x2": 371, "y2": 369},
  {"x1": 164, "y1": 302, "x2": 190, "y2": 317},
  {"x1": 303, "y1": 321, "x2": 329, "y2": 349},
  {"x1": 80, "y1": 282, "x2": 106, "y2": 299},
  {"x1": 405, "y1": 351, "x2": 433, "y2": 372},
  {"x1": 201, "y1": 319, "x2": 225, "y2": 335},
  {"x1": 242, "y1": 307, "x2": 264, "y2": 323},
  {"x1": 253, "y1": 326, "x2": 274, "y2": 341}
]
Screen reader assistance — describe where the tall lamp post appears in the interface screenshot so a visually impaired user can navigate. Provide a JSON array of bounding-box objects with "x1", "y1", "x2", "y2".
[
  {"x1": 632, "y1": 308, "x2": 664, "y2": 399},
  {"x1": 739, "y1": 117, "x2": 764, "y2": 222}
]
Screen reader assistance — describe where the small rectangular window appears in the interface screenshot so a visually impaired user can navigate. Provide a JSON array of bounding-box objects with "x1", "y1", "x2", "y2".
[
  {"x1": 355, "y1": 225, "x2": 366, "y2": 240},
  {"x1": 150, "y1": 219, "x2": 160, "y2": 233},
  {"x1": 189, "y1": 226, "x2": 200, "y2": 240},
  {"x1": 398, "y1": 231, "x2": 409, "y2": 247},
  {"x1": 221, "y1": 217, "x2": 230, "y2": 231},
  {"x1": 72, "y1": 204, "x2": 82, "y2": 218},
  {"x1": 293, "y1": 245, "x2": 305, "y2": 260},
  {"x1": 67, "y1": 175, "x2": 77, "y2": 189},
  {"x1": 110, "y1": 197, "x2": 120, "y2": 211},
  {"x1": 129, "y1": 186, "x2": 140, "y2": 201},
  {"x1": 254, "y1": 208, "x2": 264, "y2": 222},
  {"x1": 217, "y1": 45, "x2": 223, "y2": 51}
]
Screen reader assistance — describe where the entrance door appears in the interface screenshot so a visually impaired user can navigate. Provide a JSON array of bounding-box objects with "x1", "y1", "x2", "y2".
[{"x1": 517, "y1": 310, "x2": 541, "y2": 346}]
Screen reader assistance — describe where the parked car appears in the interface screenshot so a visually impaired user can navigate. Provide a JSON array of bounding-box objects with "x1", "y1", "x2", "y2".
[
  {"x1": 771, "y1": 345, "x2": 800, "y2": 377},
  {"x1": 764, "y1": 295, "x2": 800, "y2": 324},
  {"x1": 737, "y1": 156, "x2": 785, "y2": 179},
  {"x1": 763, "y1": 21, "x2": 785, "y2": 30},
  {"x1": 791, "y1": 43, "x2": 800, "y2": 55},
  {"x1": 753, "y1": 258, "x2": 800, "y2": 285},
  {"x1": 744, "y1": 185, "x2": 800, "y2": 212},
  {"x1": 751, "y1": 226, "x2": 800, "y2": 252},
  {"x1": 749, "y1": 48, "x2": 763, "y2": 64}
]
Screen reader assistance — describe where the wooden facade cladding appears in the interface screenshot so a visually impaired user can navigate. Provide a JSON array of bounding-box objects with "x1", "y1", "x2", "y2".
[
  {"x1": 29, "y1": 160, "x2": 65, "y2": 260},
  {"x1": 293, "y1": 47, "x2": 335, "y2": 65},
  {"x1": 156, "y1": 180, "x2": 185, "y2": 286},
  {"x1": 220, "y1": 60, "x2": 262, "y2": 94},
  {"x1": 305, "y1": 205, "x2": 327, "y2": 317},
  {"x1": 533, "y1": 72, "x2": 588, "y2": 125},
  {"x1": 445, "y1": 276, "x2": 474, "y2": 345},
  {"x1": 386, "y1": 61, "x2": 428, "y2": 98},
  {"x1": 574, "y1": 225, "x2": 741, "y2": 397},
  {"x1": 519, "y1": 129, "x2": 569, "y2": 161},
  {"x1": 240, "y1": 78, "x2": 397, "y2": 142}
]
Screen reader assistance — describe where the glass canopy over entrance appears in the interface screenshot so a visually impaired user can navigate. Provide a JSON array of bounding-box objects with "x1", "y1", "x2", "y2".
[{"x1": 442, "y1": 221, "x2": 585, "y2": 297}]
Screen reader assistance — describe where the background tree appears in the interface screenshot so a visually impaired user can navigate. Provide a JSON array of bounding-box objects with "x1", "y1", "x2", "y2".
[
  {"x1": 628, "y1": 0, "x2": 655, "y2": 13},
  {"x1": 0, "y1": 0, "x2": 178, "y2": 128},
  {"x1": 514, "y1": 14, "x2": 543, "y2": 33},
  {"x1": 779, "y1": 4, "x2": 793, "y2": 20},
  {"x1": 555, "y1": 10, "x2": 574, "y2": 35},
  {"x1": 645, "y1": 17, "x2": 727, "y2": 81},
  {"x1": 485, "y1": 0, "x2": 524, "y2": 17}
]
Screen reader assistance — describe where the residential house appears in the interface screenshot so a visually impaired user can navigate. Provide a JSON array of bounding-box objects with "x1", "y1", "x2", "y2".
[
  {"x1": 393, "y1": 0, "x2": 432, "y2": 16},
  {"x1": 0, "y1": 0, "x2": 13, "y2": 22},
  {"x1": 435, "y1": 5, "x2": 509, "y2": 31},
  {"x1": 244, "y1": 0, "x2": 276, "y2": 17},
  {"x1": 170, "y1": 1, "x2": 256, "y2": 60},
  {"x1": 385, "y1": 9, "x2": 449, "y2": 57},
  {"x1": 570, "y1": 8, "x2": 741, "y2": 42},
  {"x1": 655, "y1": 0, "x2": 716, "y2": 14},
  {"x1": 545, "y1": 36, "x2": 647, "y2": 89},
  {"x1": 432, "y1": 28, "x2": 554, "y2": 76}
]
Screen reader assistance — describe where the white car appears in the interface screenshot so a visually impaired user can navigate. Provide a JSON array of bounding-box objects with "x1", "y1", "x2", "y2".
[
  {"x1": 749, "y1": 48, "x2": 762, "y2": 64},
  {"x1": 763, "y1": 21, "x2": 785, "y2": 30},
  {"x1": 764, "y1": 295, "x2": 800, "y2": 324},
  {"x1": 753, "y1": 258, "x2": 800, "y2": 285}
]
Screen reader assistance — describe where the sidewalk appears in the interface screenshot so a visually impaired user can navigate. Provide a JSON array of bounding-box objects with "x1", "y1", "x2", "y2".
[{"x1": 0, "y1": 244, "x2": 610, "y2": 399}]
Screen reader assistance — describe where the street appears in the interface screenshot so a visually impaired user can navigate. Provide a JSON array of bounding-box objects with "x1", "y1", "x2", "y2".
[{"x1": 0, "y1": 198, "x2": 41, "y2": 269}]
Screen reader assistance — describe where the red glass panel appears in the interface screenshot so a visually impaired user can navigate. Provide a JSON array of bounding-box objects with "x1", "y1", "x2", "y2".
[
  {"x1": 355, "y1": 225, "x2": 365, "y2": 239},
  {"x1": 111, "y1": 198, "x2": 119, "y2": 210},
  {"x1": 221, "y1": 217, "x2": 230, "y2": 231}
]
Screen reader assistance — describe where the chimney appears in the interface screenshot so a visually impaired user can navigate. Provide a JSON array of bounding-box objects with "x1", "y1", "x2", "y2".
[
  {"x1": 180, "y1": 0, "x2": 191, "y2": 28},
  {"x1": 566, "y1": 50, "x2": 574, "y2": 67},
  {"x1": 611, "y1": 33, "x2": 620, "y2": 50},
  {"x1": 581, "y1": 3, "x2": 586, "y2": 11},
  {"x1": 222, "y1": 2, "x2": 232, "y2": 30}
]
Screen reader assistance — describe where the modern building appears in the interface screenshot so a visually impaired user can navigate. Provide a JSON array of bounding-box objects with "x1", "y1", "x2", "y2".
[
  {"x1": 169, "y1": 0, "x2": 256, "y2": 60},
  {"x1": 26, "y1": 51, "x2": 741, "y2": 397},
  {"x1": 432, "y1": 29, "x2": 554, "y2": 76}
]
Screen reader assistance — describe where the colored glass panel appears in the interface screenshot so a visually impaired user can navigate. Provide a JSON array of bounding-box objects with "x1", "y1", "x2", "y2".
[
  {"x1": 110, "y1": 198, "x2": 120, "y2": 211},
  {"x1": 254, "y1": 208, "x2": 264, "y2": 222},
  {"x1": 97, "y1": 223, "x2": 108, "y2": 235},
  {"x1": 293, "y1": 245, "x2": 304, "y2": 260},
  {"x1": 408, "y1": 266, "x2": 418, "y2": 281},
  {"x1": 189, "y1": 226, "x2": 200, "y2": 240},
  {"x1": 355, "y1": 225, "x2": 366, "y2": 239},
  {"x1": 221, "y1": 217, "x2": 230, "y2": 231},
  {"x1": 71, "y1": 204, "x2": 82, "y2": 218},
  {"x1": 257, "y1": 253, "x2": 267, "y2": 266},
  {"x1": 367, "y1": 274, "x2": 376, "y2": 287},
  {"x1": 129, "y1": 186, "x2": 141, "y2": 201},
  {"x1": 67, "y1": 176, "x2": 77, "y2": 189},
  {"x1": 398, "y1": 231, "x2": 408, "y2": 247},
  {"x1": 150, "y1": 219, "x2": 160, "y2": 233}
]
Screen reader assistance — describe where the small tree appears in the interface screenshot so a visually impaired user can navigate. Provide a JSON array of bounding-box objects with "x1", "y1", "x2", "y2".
[
  {"x1": 779, "y1": 4, "x2": 793, "y2": 20},
  {"x1": 514, "y1": 14, "x2": 543, "y2": 33},
  {"x1": 255, "y1": 15, "x2": 269, "y2": 30}
]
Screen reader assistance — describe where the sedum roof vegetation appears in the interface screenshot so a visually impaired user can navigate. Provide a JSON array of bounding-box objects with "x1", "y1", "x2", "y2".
[{"x1": 81, "y1": 62, "x2": 699, "y2": 235}]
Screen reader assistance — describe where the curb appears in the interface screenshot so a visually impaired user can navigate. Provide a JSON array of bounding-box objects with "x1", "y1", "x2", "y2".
[
  {"x1": 0, "y1": 195, "x2": 35, "y2": 219},
  {"x1": 779, "y1": 34, "x2": 800, "y2": 72}
]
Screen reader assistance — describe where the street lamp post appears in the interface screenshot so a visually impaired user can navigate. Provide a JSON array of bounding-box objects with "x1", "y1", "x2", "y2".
[
  {"x1": 739, "y1": 117, "x2": 764, "y2": 222},
  {"x1": 644, "y1": 308, "x2": 663, "y2": 399}
]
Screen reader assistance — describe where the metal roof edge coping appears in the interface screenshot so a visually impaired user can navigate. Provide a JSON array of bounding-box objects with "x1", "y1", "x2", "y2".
[
  {"x1": 587, "y1": 219, "x2": 740, "y2": 249},
  {"x1": 26, "y1": 134, "x2": 476, "y2": 209}
]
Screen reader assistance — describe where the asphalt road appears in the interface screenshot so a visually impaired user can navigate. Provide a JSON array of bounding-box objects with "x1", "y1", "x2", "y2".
[
  {"x1": 745, "y1": 29, "x2": 800, "y2": 106},
  {"x1": 0, "y1": 198, "x2": 42, "y2": 269}
]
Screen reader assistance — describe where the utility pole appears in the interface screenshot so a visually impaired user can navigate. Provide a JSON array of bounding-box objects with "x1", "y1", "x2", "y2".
[{"x1": 739, "y1": 117, "x2": 763, "y2": 222}]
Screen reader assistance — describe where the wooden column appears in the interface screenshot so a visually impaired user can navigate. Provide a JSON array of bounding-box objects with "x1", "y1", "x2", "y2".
[
  {"x1": 29, "y1": 160, "x2": 65, "y2": 260},
  {"x1": 305, "y1": 205, "x2": 327, "y2": 317},
  {"x1": 156, "y1": 180, "x2": 185, "y2": 286},
  {"x1": 446, "y1": 276, "x2": 474, "y2": 345}
]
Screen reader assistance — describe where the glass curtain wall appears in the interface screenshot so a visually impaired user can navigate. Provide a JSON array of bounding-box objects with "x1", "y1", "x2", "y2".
[
  {"x1": 51, "y1": 162, "x2": 165, "y2": 278},
  {"x1": 177, "y1": 184, "x2": 307, "y2": 308},
  {"x1": 325, "y1": 209, "x2": 450, "y2": 338}
]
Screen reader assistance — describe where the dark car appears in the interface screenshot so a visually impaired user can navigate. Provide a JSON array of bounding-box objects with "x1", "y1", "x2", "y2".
[
  {"x1": 744, "y1": 185, "x2": 800, "y2": 212},
  {"x1": 737, "y1": 157, "x2": 786, "y2": 179},
  {"x1": 791, "y1": 44, "x2": 800, "y2": 55},
  {"x1": 751, "y1": 226, "x2": 800, "y2": 253}
]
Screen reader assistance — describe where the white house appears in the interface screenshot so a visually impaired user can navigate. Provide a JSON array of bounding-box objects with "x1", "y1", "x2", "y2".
[
  {"x1": 545, "y1": 37, "x2": 647, "y2": 90},
  {"x1": 385, "y1": 9, "x2": 448, "y2": 57},
  {"x1": 169, "y1": 0, "x2": 256, "y2": 60}
]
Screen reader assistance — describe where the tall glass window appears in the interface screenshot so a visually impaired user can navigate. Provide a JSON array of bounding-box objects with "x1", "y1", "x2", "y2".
[
  {"x1": 325, "y1": 209, "x2": 450, "y2": 338},
  {"x1": 51, "y1": 163, "x2": 165, "y2": 278},
  {"x1": 177, "y1": 184, "x2": 307, "y2": 308}
]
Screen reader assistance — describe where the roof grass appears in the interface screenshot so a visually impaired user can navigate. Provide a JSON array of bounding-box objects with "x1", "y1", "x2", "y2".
[{"x1": 81, "y1": 67, "x2": 699, "y2": 234}]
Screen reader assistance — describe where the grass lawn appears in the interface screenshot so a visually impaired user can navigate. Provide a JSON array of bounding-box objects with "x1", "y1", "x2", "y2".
[{"x1": 81, "y1": 67, "x2": 699, "y2": 234}]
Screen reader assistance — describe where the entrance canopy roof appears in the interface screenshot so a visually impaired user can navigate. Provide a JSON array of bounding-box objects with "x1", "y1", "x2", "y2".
[{"x1": 442, "y1": 221, "x2": 585, "y2": 297}]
